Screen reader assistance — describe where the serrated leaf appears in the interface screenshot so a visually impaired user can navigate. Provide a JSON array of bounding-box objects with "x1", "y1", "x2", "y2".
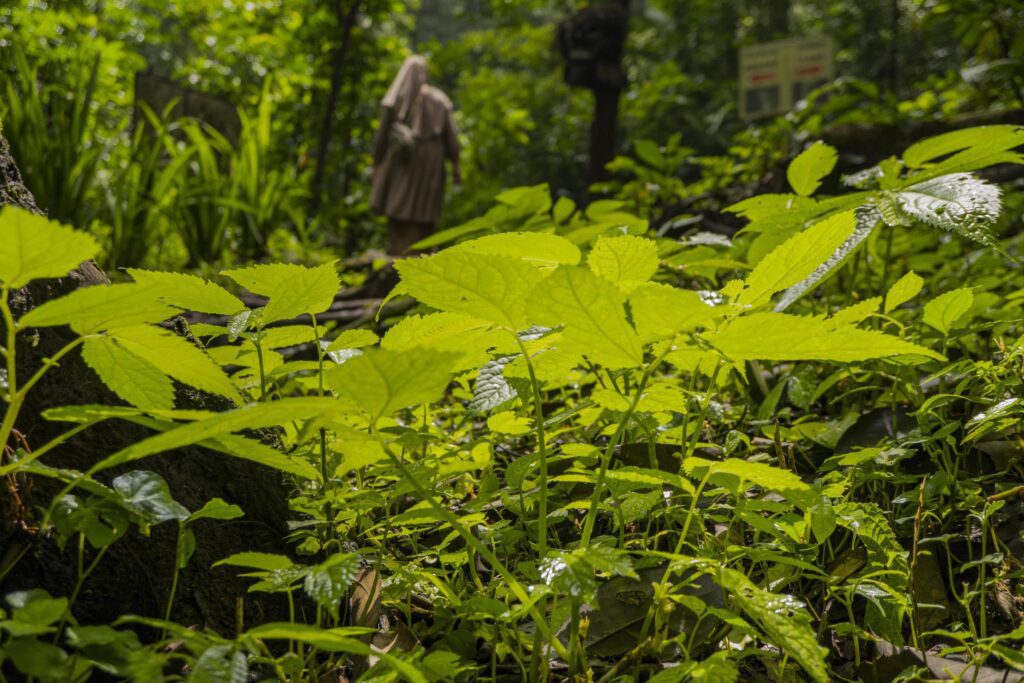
[
  {"x1": 788, "y1": 141, "x2": 838, "y2": 196},
  {"x1": 714, "y1": 567, "x2": 829, "y2": 683},
  {"x1": 894, "y1": 173, "x2": 1001, "y2": 245},
  {"x1": 527, "y1": 265, "x2": 644, "y2": 370},
  {"x1": 923, "y1": 288, "x2": 974, "y2": 334},
  {"x1": 740, "y1": 210, "x2": 856, "y2": 308},
  {"x1": 304, "y1": 554, "x2": 361, "y2": 615},
  {"x1": 325, "y1": 329, "x2": 379, "y2": 352},
  {"x1": 705, "y1": 312, "x2": 944, "y2": 362},
  {"x1": 470, "y1": 356, "x2": 518, "y2": 414},
  {"x1": 683, "y1": 457, "x2": 815, "y2": 508},
  {"x1": 82, "y1": 337, "x2": 174, "y2": 410},
  {"x1": 396, "y1": 251, "x2": 547, "y2": 329},
  {"x1": 222, "y1": 262, "x2": 339, "y2": 325},
  {"x1": 127, "y1": 269, "x2": 244, "y2": 315},
  {"x1": 327, "y1": 347, "x2": 458, "y2": 419},
  {"x1": 587, "y1": 235, "x2": 660, "y2": 293},
  {"x1": 110, "y1": 325, "x2": 241, "y2": 403},
  {"x1": 188, "y1": 498, "x2": 244, "y2": 522},
  {"x1": 629, "y1": 283, "x2": 719, "y2": 342},
  {"x1": 826, "y1": 297, "x2": 881, "y2": 328},
  {"x1": 775, "y1": 208, "x2": 879, "y2": 312},
  {"x1": 0, "y1": 206, "x2": 100, "y2": 288},
  {"x1": 18, "y1": 284, "x2": 177, "y2": 334},
  {"x1": 448, "y1": 232, "x2": 581, "y2": 267},
  {"x1": 381, "y1": 312, "x2": 507, "y2": 371},
  {"x1": 254, "y1": 325, "x2": 323, "y2": 350},
  {"x1": 92, "y1": 397, "x2": 352, "y2": 472},
  {"x1": 903, "y1": 125, "x2": 1024, "y2": 170},
  {"x1": 191, "y1": 644, "x2": 248, "y2": 683},
  {"x1": 884, "y1": 271, "x2": 924, "y2": 313}
]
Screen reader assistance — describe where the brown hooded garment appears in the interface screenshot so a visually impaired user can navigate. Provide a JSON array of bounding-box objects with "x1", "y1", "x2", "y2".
[{"x1": 370, "y1": 56, "x2": 460, "y2": 227}]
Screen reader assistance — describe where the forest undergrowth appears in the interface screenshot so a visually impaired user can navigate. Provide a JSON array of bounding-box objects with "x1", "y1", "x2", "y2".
[{"x1": 1, "y1": 125, "x2": 1024, "y2": 682}]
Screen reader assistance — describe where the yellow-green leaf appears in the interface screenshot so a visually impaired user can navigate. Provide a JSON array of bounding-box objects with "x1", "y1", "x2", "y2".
[
  {"x1": 923, "y1": 288, "x2": 974, "y2": 334},
  {"x1": 884, "y1": 271, "x2": 925, "y2": 313},
  {"x1": 81, "y1": 337, "x2": 174, "y2": 410},
  {"x1": 18, "y1": 284, "x2": 178, "y2": 334},
  {"x1": 327, "y1": 347, "x2": 459, "y2": 419},
  {"x1": 528, "y1": 265, "x2": 644, "y2": 370},
  {"x1": 587, "y1": 235, "x2": 659, "y2": 293},
  {"x1": 787, "y1": 141, "x2": 838, "y2": 196},
  {"x1": 127, "y1": 269, "x2": 245, "y2": 315},
  {"x1": 705, "y1": 312, "x2": 943, "y2": 362},
  {"x1": 448, "y1": 232, "x2": 581, "y2": 267},
  {"x1": 629, "y1": 283, "x2": 719, "y2": 342},
  {"x1": 222, "y1": 262, "x2": 339, "y2": 325},
  {"x1": 0, "y1": 207, "x2": 99, "y2": 288},
  {"x1": 396, "y1": 251, "x2": 547, "y2": 329}
]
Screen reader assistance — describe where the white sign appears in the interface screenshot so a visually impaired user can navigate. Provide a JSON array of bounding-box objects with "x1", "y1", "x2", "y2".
[{"x1": 739, "y1": 37, "x2": 834, "y2": 119}]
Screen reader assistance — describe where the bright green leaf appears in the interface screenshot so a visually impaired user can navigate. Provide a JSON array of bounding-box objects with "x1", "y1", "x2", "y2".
[
  {"x1": 82, "y1": 337, "x2": 175, "y2": 411},
  {"x1": 327, "y1": 347, "x2": 458, "y2": 419},
  {"x1": 587, "y1": 235, "x2": 659, "y2": 293},
  {"x1": 18, "y1": 284, "x2": 177, "y2": 334},
  {"x1": 629, "y1": 283, "x2": 719, "y2": 342},
  {"x1": 788, "y1": 141, "x2": 838, "y2": 196},
  {"x1": 0, "y1": 206, "x2": 99, "y2": 289},
  {"x1": 127, "y1": 269, "x2": 244, "y2": 315},
  {"x1": 923, "y1": 288, "x2": 974, "y2": 334},
  {"x1": 884, "y1": 271, "x2": 924, "y2": 313}
]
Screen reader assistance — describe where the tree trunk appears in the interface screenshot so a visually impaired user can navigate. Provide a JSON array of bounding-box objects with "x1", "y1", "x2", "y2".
[{"x1": 0, "y1": 132, "x2": 294, "y2": 636}]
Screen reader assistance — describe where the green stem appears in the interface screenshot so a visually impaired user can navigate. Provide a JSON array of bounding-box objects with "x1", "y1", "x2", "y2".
[
  {"x1": 580, "y1": 351, "x2": 667, "y2": 547},
  {"x1": 514, "y1": 336, "x2": 549, "y2": 557},
  {"x1": 376, "y1": 430, "x2": 568, "y2": 661},
  {"x1": 311, "y1": 315, "x2": 335, "y2": 542}
]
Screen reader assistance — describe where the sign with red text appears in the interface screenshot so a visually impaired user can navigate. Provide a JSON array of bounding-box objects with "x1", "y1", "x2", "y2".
[{"x1": 740, "y1": 37, "x2": 834, "y2": 119}]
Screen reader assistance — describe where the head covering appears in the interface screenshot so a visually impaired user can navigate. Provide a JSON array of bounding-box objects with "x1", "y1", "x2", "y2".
[
  {"x1": 381, "y1": 54, "x2": 452, "y2": 138},
  {"x1": 381, "y1": 55, "x2": 429, "y2": 122}
]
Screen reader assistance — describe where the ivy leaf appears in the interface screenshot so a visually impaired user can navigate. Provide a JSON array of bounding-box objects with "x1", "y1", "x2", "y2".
[
  {"x1": 528, "y1": 265, "x2": 644, "y2": 370},
  {"x1": 448, "y1": 231, "x2": 581, "y2": 267},
  {"x1": 18, "y1": 284, "x2": 177, "y2": 334},
  {"x1": 222, "y1": 262, "x2": 339, "y2": 325},
  {"x1": 0, "y1": 206, "x2": 99, "y2": 288},
  {"x1": 629, "y1": 284, "x2": 719, "y2": 342},
  {"x1": 884, "y1": 271, "x2": 924, "y2": 313},
  {"x1": 787, "y1": 141, "x2": 838, "y2": 196},
  {"x1": 705, "y1": 312, "x2": 943, "y2": 362},
  {"x1": 303, "y1": 553, "x2": 361, "y2": 616},
  {"x1": 587, "y1": 235, "x2": 660, "y2": 293},
  {"x1": 893, "y1": 173, "x2": 1002, "y2": 246},
  {"x1": 922, "y1": 288, "x2": 974, "y2": 335},
  {"x1": 111, "y1": 470, "x2": 189, "y2": 524},
  {"x1": 327, "y1": 347, "x2": 458, "y2": 419},
  {"x1": 127, "y1": 269, "x2": 245, "y2": 315},
  {"x1": 396, "y1": 251, "x2": 547, "y2": 330},
  {"x1": 739, "y1": 210, "x2": 856, "y2": 308},
  {"x1": 110, "y1": 325, "x2": 242, "y2": 404},
  {"x1": 714, "y1": 567, "x2": 830, "y2": 683},
  {"x1": 82, "y1": 337, "x2": 175, "y2": 411}
]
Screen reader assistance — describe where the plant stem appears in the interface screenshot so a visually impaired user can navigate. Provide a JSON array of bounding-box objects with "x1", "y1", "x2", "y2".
[
  {"x1": 515, "y1": 336, "x2": 549, "y2": 557},
  {"x1": 311, "y1": 315, "x2": 335, "y2": 542}
]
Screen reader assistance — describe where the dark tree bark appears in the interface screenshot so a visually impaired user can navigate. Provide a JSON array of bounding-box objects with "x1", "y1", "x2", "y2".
[
  {"x1": 0, "y1": 132, "x2": 294, "y2": 636},
  {"x1": 309, "y1": 0, "x2": 361, "y2": 216}
]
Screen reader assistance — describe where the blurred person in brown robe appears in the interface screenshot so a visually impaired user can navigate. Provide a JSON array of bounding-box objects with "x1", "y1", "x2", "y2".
[{"x1": 371, "y1": 55, "x2": 461, "y2": 255}]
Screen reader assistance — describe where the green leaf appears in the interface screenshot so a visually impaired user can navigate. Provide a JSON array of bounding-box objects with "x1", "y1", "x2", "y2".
[
  {"x1": 110, "y1": 325, "x2": 241, "y2": 403},
  {"x1": 0, "y1": 206, "x2": 99, "y2": 288},
  {"x1": 587, "y1": 235, "x2": 660, "y2": 293},
  {"x1": 739, "y1": 210, "x2": 857, "y2": 308},
  {"x1": 775, "y1": 208, "x2": 879, "y2": 312},
  {"x1": 18, "y1": 284, "x2": 177, "y2": 334},
  {"x1": 448, "y1": 232, "x2": 581, "y2": 267},
  {"x1": 380, "y1": 312, "x2": 507, "y2": 371},
  {"x1": 127, "y1": 269, "x2": 245, "y2": 315},
  {"x1": 629, "y1": 284, "x2": 719, "y2": 342},
  {"x1": 303, "y1": 553, "x2": 361, "y2": 615},
  {"x1": 884, "y1": 271, "x2": 924, "y2": 313},
  {"x1": 325, "y1": 329, "x2": 379, "y2": 352},
  {"x1": 188, "y1": 498, "x2": 244, "y2": 523},
  {"x1": 92, "y1": 397, "x2": 353, "y2": 472},
  {"x1": 922, "y1": 288, "x2": 974, "y2": 334},
  {"x1": 893, "y1": 173, "x2": 1002, "y2": 246},
  {"x1": 634, "y1": 139, "x2": 666, "y2": 168},
  {"x1": 82, "y1": 337, "x2": 175, "y2": 411},
  {"x1": 222, "y1": 262, "x2": 339, "y2": 325},
  {"x1": 470, "y1": 356, "x2": 518, "y2": 414},
  {"x1": 787, "y1": 141, "x2": 838, "y2": 196},
  {"x1": 327, "y1": 347, "x2": 458, "y2": 419},
  {"x1": 683, "y1": 457, "x2": 815, "y2": 509},
  {"x1": 4, "y1": 637, "x2": 72, "y2": 680},
  {"x1": 191, "y1": 644, "x2": 249, "y2": 683},
  {"x1": 397, "y1": 251, "x2": 548, "y2": 330},
  {"x1": 215, "y1": 552, "x2": 294, "y2": 571},
  {"x1": 528, "y1": 265, "x2": 644, "y2": 369},
  {"x1": 903, "y1": 125, "x2": 1024, "y2": 171},
  {"x1": 111, "y1": 470, "x2": 189, "y2": 524},
  {"x1": 714, "y1": 567, "x2": 830, "y2": 683},
  {"x1": 705, "y1": 312, "x2": 944, "y2": 362}
]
